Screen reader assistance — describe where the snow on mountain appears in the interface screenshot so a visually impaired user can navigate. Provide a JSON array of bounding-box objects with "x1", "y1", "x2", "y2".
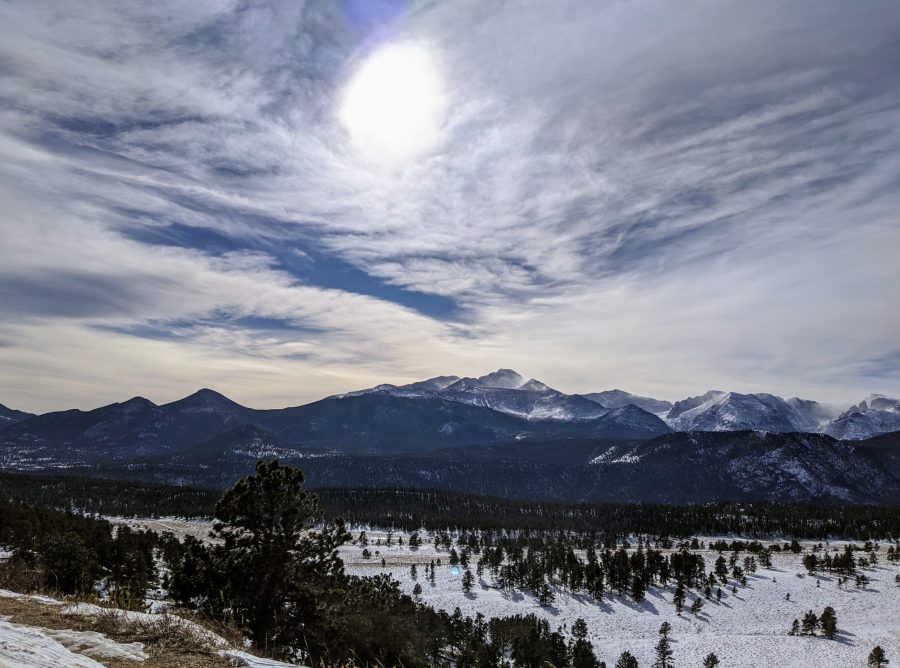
[
  {"x1": 474, "y1": 368, "x2": 528, "y2": 389},
  {"x1": 398, "y1": 375, "x2": 461, "y2": 392},
  {"x1": 584, "y1": 389, "x2": 673, "y2": 415},
  {"x1": 664, "y1": 391, "x2": 838, "y2": 433},
  {"x1": 323, "y1": 372, "x2": 900, "y2": 438},
  {"x1": 335, "y1": 370, "x2": 605, "y2": 422},
  {"x1": 519, "y1": 378, "x2": 553, "y2": 392},
  {"x1": 826, "y1": 395, "x2": 900, "y2": 439},
  {"x1": 333, "y1": 384, "x2": 434, "y2": 400},
  {"x1": 439, "y1": 382, "x2": 608, "y2": 422}
]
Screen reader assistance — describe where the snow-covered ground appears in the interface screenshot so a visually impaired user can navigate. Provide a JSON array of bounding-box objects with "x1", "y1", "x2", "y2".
[
  {"x1": 0, "y1": 590, "x2": 301, "y2": 668},
  {"x1": 107, "y1": 517, "x2": 214, "y2": 542},
  {"x1": 341, "y1": 531, "x2": 900, "y2": 667},
  {"x1": 0, "y1": 616, "x2": 113, "y2": 668}
]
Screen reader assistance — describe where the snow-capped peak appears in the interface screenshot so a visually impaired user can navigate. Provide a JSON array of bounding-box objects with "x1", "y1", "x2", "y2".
[
  {"x1": 664, "y1": 391, "x2": 837, "y2": 433},
  {"x1": 519, "y1": 378, "x2": 555, "y2": 393},
  {"x1": 476, "y1": 369, "x2": 528, "y2": 389}
]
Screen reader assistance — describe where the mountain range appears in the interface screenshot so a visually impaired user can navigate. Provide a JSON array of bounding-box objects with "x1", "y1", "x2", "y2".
[
  {"x1": 1, "y1": 370, "x2": 898, "y2": 502},
  {"x1": 1, "y1": 370, "x2": 898, "y2": 460}
]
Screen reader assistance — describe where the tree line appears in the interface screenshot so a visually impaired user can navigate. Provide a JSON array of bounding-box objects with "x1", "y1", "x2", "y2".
[{"x1": 315, "y1": 487, "x2": 900, "y2": 539}]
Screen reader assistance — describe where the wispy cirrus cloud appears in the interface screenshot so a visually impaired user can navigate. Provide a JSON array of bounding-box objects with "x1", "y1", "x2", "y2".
[{"x1": 0, "y1": 0, "x2": 897, "y2": 412}]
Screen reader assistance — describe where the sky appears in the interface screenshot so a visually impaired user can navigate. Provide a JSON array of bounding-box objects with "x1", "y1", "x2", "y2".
[{"x1": 0, "y1": 0, "x2": 898, "y2": 413}]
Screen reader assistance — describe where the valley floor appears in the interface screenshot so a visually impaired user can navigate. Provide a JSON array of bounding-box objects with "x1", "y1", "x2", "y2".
[{"x1": 341, "y1": 532, "x2": 900, "y2": 668}]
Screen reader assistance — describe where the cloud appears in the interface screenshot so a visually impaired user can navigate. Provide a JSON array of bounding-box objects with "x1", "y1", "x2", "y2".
[{"x1": 0, "y1": 0, "x2": 898, "y2": 411}]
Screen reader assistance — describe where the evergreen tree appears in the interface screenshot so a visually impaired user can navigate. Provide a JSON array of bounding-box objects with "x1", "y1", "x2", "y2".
[
  {"x1": 462, "y1": 569, "x2": 474, "y2": 593},
  {"x1": 412, "y1": 582, "x2": 422, "y2": 599},
  {"x1": 789, "y1": 619, "x2": 800, "y2": 636},
  {"x1": 820, "y1": 606, "x2": 837, "y2": 640},
  {"x1": 572, "y1": 618, "x2": 589, "y2": 639},
  {"x1": 868, "y1": 646, "x2": 888, "y2": 667},
  {"x1": 632, "y1": 574, "x2": 646, "y2": 602},
  {"x1": 801, "y1": 610, "x2": 819, "y2": 636},
  {"x1": 803, "y1": 553, "x2": 818, "y2": 574},
  {"x1": 690, "y1": 597, "x2": 704, "y2": 616},
  {"x1": 209, "y1": 460, "x2": 349, "y2": 656},
  {"x1": 673, "y1": 582, "x2": 686, "y2": 613},
  {"x1": 714, "y1": 556, "x2": 728, "y2": 582},
  {"x1": 570, "y1": 620, "x2": 600, "y2": 668},
  {"x1": 38, "y1": 532, "x2": 98, "y2": 595},
  {"x1": 616, "y1": 650, "x2": 640, "y2": 668},
  {"x1": 702, "y1": 654, "x2": 720, "y2": 668},
  {"x1": 538, "y1": 581, "x2": 555, "y2": 607},
  {"x1": 653, "y1": 622, "x2": 674, "y2": 668}
]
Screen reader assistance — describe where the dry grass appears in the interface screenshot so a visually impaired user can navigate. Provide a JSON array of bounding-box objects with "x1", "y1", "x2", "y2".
[{"x1": 0, "y1": 594, "x2": 236, "y2": 667}]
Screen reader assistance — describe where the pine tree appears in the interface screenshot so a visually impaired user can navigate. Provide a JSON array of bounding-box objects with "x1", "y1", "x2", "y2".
[
  {"x1": 653, "y1": 622, "x2": 673, "y2": 668},
  {"x1": 573, "y1": 618, "x2": 589, "y2": 639},
  {"x1": 632, "y1": 574, "x2": 646, "y2": 601},
  {"x1": 702, "y1": 654, "x2": 720, "y2": 668},
  {"x1": 616, "y1": 650, "x2": 640, "y2": 668},
  {"x1": 673, "y1": 582, "x2": 686, "y2": 613},
  {"x1": 412, "y1": 582, "x2": 422, "y2": 599},
  {"x1": 868, "y1": 646, "x2": 888, "y2": 667},
  {"x1": 820, "y1": 606, "x2": 837, "y2": 639},
  {"x1": 462, "y1": 569, "x2": 474, "y2": 593},
  {"x1": 801, "y1": 610, "x2": 819, "y2": 636},
  {"x1": 803, "y1": 553, "x2": 818, "y2": 574},
  {"x1": 715, "y1": 556, "x2": 728, "y2": 582},
  {"x1": 789, "y1": 619, "x2": 800, "y2": 636},
  {"x1": 570, "y1": 621, "x2": 600, "y2": 668},
  {"x1": 538, "y1": 581, "x2": 555, "y2": 607},
  {"x1": 210, "y1": 460, "x2": 349, "y2": 655},
  {"x1": 39, "y1": 532, "x2": 99, "y2": 595},
  {"x1": 690, "y1": 597, "x2": 704, "y2": 615}
]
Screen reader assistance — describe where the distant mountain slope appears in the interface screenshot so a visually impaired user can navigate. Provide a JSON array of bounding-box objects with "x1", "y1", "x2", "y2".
[
  {"x1": 825, "y1": 395, "x2": 900, "y2": 439},
  {"x1": 265, "y1": 393, "x2": 536, "y2": 454},
  {"x1": 0, "y1": 384, "x2": 671, "y2": 467},
  {"x1": 0, "y1": 393, "x2": 255, "y2": 467},
  {"x1": 2, "y1": 374, "x2": 898, "y2": 475},
  {"x1": 258, "y1": 393, "x2": 669, "y2": 452},
  {"x1": 330, "y1": 368, "x2": 665, "y2": 425},
  {"x1": 586, "y1": 430, "x2": 899, "y2": 504},
  {"x1": 0, "y1": 403, "x2": 34, "y2": 424},
  {"x1": 584, "y1": 389, "x2": 673, "y2": 415},
  {"x1": 664, "y1": 391, "x2": 836, "y2": 432},
  {"x1": 585, "y1": 387, "x2": 900, "y2": 439},
  {"x1": 77, "y1": 430, "x2": 900, "y2": 505},
  {"x1": 438, "y1": 383, "x2": 607, "y2": 421}
]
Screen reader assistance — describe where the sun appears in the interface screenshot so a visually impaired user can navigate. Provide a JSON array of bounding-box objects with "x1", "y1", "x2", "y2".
[{"x1": 339, "y1": 43, "x2": 444, "y2": 163}]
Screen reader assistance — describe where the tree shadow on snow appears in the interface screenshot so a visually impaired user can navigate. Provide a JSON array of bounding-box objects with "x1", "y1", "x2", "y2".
[
  {"x1": 834, "y1": 630, "x2": 857, "y2": 646},
  {"x1": 502, "y1": 590, "x2": 525, "y2": 603},
  {"x1": 568, "y1": 591, "x2": 614, "y2": 614},
  {"x1": 615, "y1": 596, "x2": 659, "y2": 615}
]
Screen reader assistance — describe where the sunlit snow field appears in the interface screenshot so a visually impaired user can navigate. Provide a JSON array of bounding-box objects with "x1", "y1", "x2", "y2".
[{"x1": 340, "y1": 530, "x2": 900, "y2": 667}]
